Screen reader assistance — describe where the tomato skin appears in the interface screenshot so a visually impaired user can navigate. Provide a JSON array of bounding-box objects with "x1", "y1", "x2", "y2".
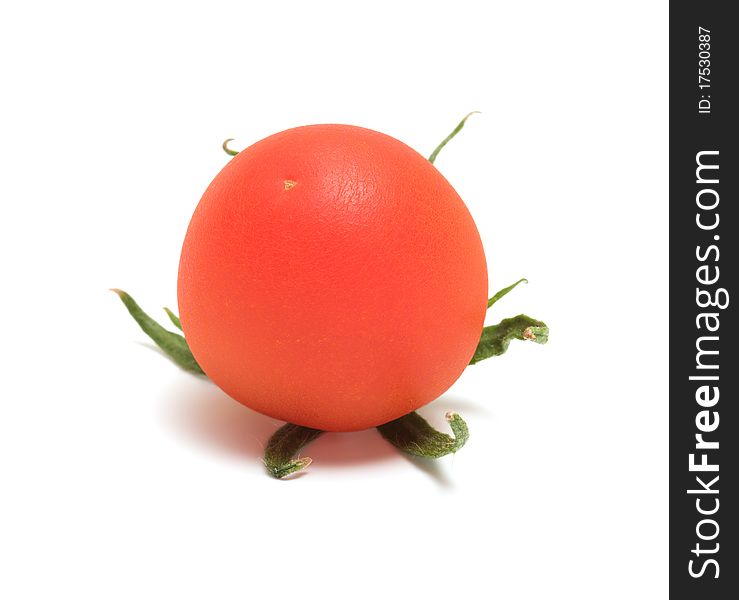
[{"x1": 178, "y1": 124, "x2": 487, "y2": 431}]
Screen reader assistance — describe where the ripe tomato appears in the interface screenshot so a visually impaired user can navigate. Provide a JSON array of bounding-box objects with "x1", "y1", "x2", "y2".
[{"x1": 177, "y1": 124, "x2": 487, "y2": 431}]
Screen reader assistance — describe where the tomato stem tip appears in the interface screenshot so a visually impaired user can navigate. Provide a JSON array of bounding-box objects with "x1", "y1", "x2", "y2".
[
  {"x1": 222, "y1": 138, "x2": 240, "y2": 156},
  {"x1": 264, "y1": 423, "x2": 324, "y2": 479},
  {"x1": 163, "y1": 307, "x2": 183, "y2": 331},
  {"x1": 487, "y1": 277, "x2": 528, "y2": 309},
  {"x1": 377, "y1": 410, "x2": 469, "y2": 459},
  {"x1": 428, "y1": 111, "x2": 480, "y2": 165},
  {"x1": 470, "y1": 314, "x2": 549, "y2": 365}
]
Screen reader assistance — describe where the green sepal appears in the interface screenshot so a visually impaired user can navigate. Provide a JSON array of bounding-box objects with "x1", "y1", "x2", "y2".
[
  {"x1": 222, "y1": 138, "x2": 239, "y2": 156},
  {"x1": 428, "y1": 111, "x2": 480, "y2": 165},
  {"x1": 470, "y1": 314, "x2": 549, "y2": 365},
  {"x1": 488, "y1": 278, "x2": 528, "y2": 308},
  {"x1": 263, "y1": 423, "x2": 324, "y2": 479},
  {"x1": 377, "y1": 411, "x2": 469, "y2": 458},
  {"x1": 111, "y1": 289, "x2": 204, "y2": 375},
  {"x1": 163, "y1": 307, "x2": 182, "y2": 331}
]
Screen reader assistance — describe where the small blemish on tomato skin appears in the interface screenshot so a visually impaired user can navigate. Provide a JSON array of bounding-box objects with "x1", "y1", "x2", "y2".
[{"x1": 283, "y1": 180, "x2": 297, "y2": 190}]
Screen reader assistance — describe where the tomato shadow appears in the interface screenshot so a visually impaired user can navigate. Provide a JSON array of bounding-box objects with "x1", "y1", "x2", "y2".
[
  {"x1": 159, "y1": 376, "x2": 399, "y2": 468},
  {"x1": 397, "y1": 454, "x2": 456, "y2": 489},
  {"x1": 307, "y1": 429, "x2": 398, "y2": 467},
  {"x1": 158, "y1": 371, "x2": 471, "y2": 487},
  {"x1": 161, "y1": 377, "x2": 277, "y2": 461}
]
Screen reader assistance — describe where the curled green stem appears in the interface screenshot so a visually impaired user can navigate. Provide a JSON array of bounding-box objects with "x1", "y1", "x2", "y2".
[
  {"x1": 377, "y1": 411, "x2": 469, "y2": 458},
  {"x1": 471, "y1": 314, "x2": 549, "y2": 365},
  {"x1": 264, "y1": 423, "x2": 324, "y2": 479},
  {"x1": 222, "y1": 138, "x2": 239, "y2": 156},
  {"x1": 428, "y1": 111, "x2": 480, "y2": 164},
  {"x1": 111, "y1": 289, "x2": 204, "y2": 374}
]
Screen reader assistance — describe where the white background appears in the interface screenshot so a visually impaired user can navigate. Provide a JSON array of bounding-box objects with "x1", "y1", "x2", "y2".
[{"x1": 0, "y1": 1, "x2": 667, "y2": 598}]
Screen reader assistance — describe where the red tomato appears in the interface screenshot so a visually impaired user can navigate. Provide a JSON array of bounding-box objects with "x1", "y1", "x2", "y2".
[{"x1": 177, "y1": 124, "x2": 487, "y2": 431}]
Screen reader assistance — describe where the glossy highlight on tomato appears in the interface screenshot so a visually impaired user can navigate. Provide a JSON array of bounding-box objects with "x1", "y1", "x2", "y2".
[{"x1": 177, "y1": 124, "x2": 488, "y2": 431}]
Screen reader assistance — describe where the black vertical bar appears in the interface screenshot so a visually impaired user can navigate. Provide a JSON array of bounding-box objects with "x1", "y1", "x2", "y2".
[{"x1": 670, "y1": 3, "x2": 737, "y2": 598}]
